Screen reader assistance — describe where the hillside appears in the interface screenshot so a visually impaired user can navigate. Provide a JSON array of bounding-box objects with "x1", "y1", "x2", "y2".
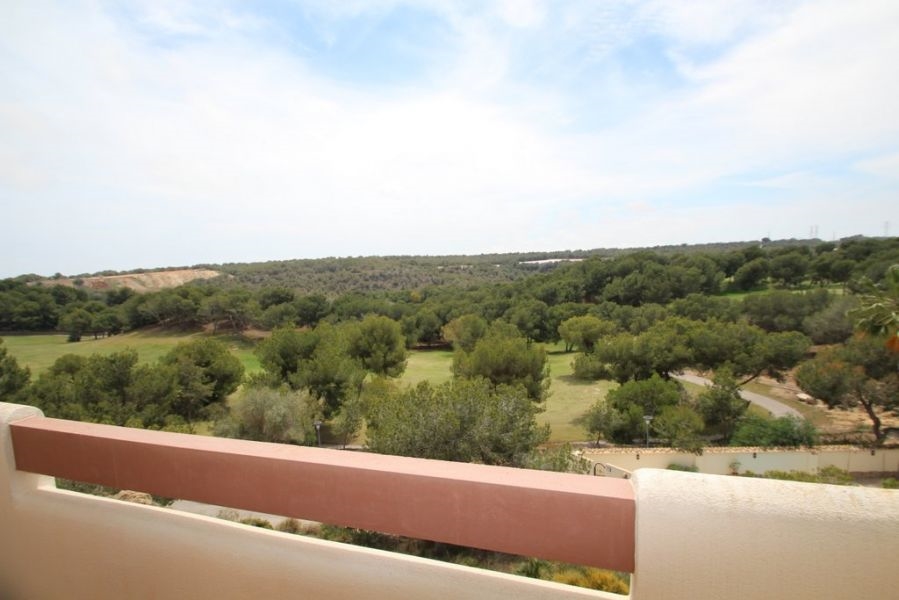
[
  {"x1": 20, "y1": 236, "x2": 848, "y2": 296},
  {"x1": 37, "y1": 269, "x2": 223, "y2": 293}
]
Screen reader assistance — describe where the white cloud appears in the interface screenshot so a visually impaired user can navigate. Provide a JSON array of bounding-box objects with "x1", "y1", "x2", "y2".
[{"x1": 0, "y1": 0, "x2": 897, "y2": 276}]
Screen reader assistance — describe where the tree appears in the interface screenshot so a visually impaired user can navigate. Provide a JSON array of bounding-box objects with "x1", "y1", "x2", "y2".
[
  {"x1": 442, "y1": 314, "x2": 488, "y2": 353},
  {"x1": 802, "y1": 295, "x2": 857, "y2": 344},
  {"x1": 28, "y1": 351, "x2": 149, "y2": 426},
  {"x1": 0, "y1": 338, "x2": 30, "y2": 402},
  {"x1": 92, "y1": 308, "x2": 124, "y2": 337},
  {"x1": 580, "y1": 400, "x2": 625, "y2": 445},
  {"x1": 730, "y1": 414, "x2": 818, "y2": 448},
  {"x1": 214, "y1": 386, "x2": 316, "y2": 445},
  {"x1": 851, "y1": 264, "x2": 899, "y2": 352},
  {"x1": 255, "y1": 327, "x2": 318, "y2": 383},
  {"x1": 504, "y1": 299, "x2": 550, "y2": 343},
  {"x1": 160, "y1": 338, "x2": 244, "y2": 406},
  {"x1": 58, "y1": 307, "x2": 94, "y2": 342},
  {"x1": 653, "y1": 405, "x2": 705, "y2": 454},
  {"x1": 558, "y1": 315, "x2": 617, "y2": 353},
  {"x1": 365, "y1": 378, "x2": 549, "y2": 466},
  {"x1": 795, "y1": 334, "x2": 899, "y2": 445},
  {"x1": 346, "y1": 315, "x2": 407, "y2": 377},
  {"x1": 769, "y1": 252, "x2": 810, "y2": 286},
  {"x1": 453, "y1": 322, "x2": 549, "y2": 401},
  {"x1": 731, "y1": 257, "x2": 768, "y2": 291},
  {"x1": 743, "y1": 289, "x2": 832, "y2": 333},
  {"x1": 293, "y1": 329, "x2": 364, "y2": 418},
  {"x1": 598, "y1": 375, "x2": 685, "y2": 443},
  {"x1": 696, "y1": 369, "x2": 749, "y2": 443}
]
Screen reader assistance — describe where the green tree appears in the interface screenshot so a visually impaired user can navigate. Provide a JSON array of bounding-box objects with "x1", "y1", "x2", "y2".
[
  {"x1": 28, "y1": 351, "x2": 150, "y2": 426},
  {"x1": 795, "y1": 334, "x2": 899, "y2": 445},
  {"x1": 442, "y1": 314, "x2": 488, "y2": 353},
  {"x1": 294, "y1": 332, "x2": 364, "y2": 418},
  {"x1": 580, "y1": 399, "x2": 625, "y2": 445},
  {"x1": 653, "y1": 405, "x2": 705, "y2": 454},
  {"x1": 504, "y1": 299, "x2": 550, "y2": 343},
  {"x1": 731, "y1": 257, "x2": 768, "y2": 291},
  {"x1": 347, "y1": 315, "x2": 407, "y2": 377},
  {"x1": 365, "y1": 378, "x2": 549, "y2": 466},
  {"x1": 850, "y1": 264, "x2": 899, "y2": 352},
  {"x1": 214, "y1": 386, "x2": 315, "y2": 445},
  {"x1": 696, "y1": 368, "x2": 749, "y2": 443},
  {"x1": 601, "y1": 375, "x2": 685, "y2": 443},
  {"x1": 557, "y1": 315, "x2": 617, "y2": 353},
  {"x1": 453, "y1": 323, "x2": 549, "y2": 401},
  {"x1": 802, "y1": 295, "x2": 857, "y2": 344},
  {"x1": 160, "y1": 338, "x2": 244, "y2": 406},
  {"x1": 0, "y1": 338, "x2": 31, "y2": 402},
  {"x1": 769, "y1": 251, "x2": 810, "y2": 286},
  {"x1": 256, "y1": 327, "x2": 318, "y2": 383},
  {"x1": 730, "y1": 414, "x2": 818, "y2": 448},
  {"x1": 58, "y1": 307, "x2": 94, "y2": 342}
]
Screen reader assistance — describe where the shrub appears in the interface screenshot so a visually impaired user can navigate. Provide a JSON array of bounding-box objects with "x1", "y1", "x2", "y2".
[
  {"x1": 239, "y1": 517, "x2": 274, "y2": 529},
  {"x1": 882, "y1": 478, "x2": 899, "y2": 489},
  {"x1": 551, "y1": 567, "x2": 629, "y2": 594},
  {"x1": 276, "y1": 518, "x2": 306, "y2": 534},
  {"x1": 666, "y1": 463, "x2": 698, "y2": 472},
  {"x1": 730, "y1": 414, "x2": 818, "y2": 448}
]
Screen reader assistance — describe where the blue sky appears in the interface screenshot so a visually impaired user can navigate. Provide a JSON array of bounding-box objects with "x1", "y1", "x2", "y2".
[{"x1": 2, "y1": 0, "x2": 898, "y2": 277}]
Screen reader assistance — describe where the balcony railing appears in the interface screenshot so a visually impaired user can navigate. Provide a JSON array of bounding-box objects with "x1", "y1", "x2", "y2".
[{"x1": 2, "y1": 401, "x2": 898, "y2": 599}]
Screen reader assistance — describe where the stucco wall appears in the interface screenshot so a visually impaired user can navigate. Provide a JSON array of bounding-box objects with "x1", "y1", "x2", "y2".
[
  {"x1": 0, "y1": 403, "x2": 616, "y2": 600},
  {"x1": 586, "y1": 447, "x2": 899, "y2": 476},
  {"x1": 631, "y1": 469, "x2": 899, "y2": 600}
]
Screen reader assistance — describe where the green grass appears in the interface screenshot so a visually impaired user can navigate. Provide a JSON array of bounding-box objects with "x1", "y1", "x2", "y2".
[
  {"x1": 1, "y1": 330, "x2": 260, "y2": 375},
  {"x1": 400, "y1": 350, "x2": 454, "y2": 386},
  {"x1": 541, "y1": 351, "x2": 616, "y2": 442}
]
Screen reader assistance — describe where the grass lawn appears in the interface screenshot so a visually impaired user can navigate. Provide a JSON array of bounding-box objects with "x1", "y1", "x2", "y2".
[
  {"x1": 400, "y1": 350, "x2": 454, "y2": 386},
  {"x1": 541, "y1": 351, "x2": 615, "y2": 443},
  {"x1": 2, "y1": 330, "x2": 260, "y2": 376}
]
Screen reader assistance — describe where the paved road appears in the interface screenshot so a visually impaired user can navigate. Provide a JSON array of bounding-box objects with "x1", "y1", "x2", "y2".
[{"x1": 675, "y1": 373, "x2": 803, "y2": 419}]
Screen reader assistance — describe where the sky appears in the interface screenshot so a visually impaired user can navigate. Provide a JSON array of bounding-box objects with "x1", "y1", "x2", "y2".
[{"x1": 2, "y1": 1, "x2": 898, "y2": 277}]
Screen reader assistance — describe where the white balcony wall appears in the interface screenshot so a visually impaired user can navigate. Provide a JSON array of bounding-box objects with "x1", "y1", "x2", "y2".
[
  {"x1": 631, "y1": 469, "x2": 899, "y2": 600},
  {"x1": 4, "y1": 403, "x2": 899, "y2": 600},
  {"x1": 0, "y1": 403, "x2": 617, "y2": 600}
]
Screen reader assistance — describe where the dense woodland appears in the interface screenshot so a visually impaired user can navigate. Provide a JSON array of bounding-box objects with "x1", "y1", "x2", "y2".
[{"x1": 1, "y1": 236, "x2": 898, "y2": 455}]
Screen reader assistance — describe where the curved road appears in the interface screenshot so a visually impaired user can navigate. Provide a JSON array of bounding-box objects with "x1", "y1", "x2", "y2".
[{"x1": 675, "y1": 373, "x2": 802, "y2": 419}]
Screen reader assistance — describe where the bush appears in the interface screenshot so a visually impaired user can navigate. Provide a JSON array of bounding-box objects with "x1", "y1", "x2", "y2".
[
  {"x1": 666, "y1": 463, "x2": 698, "y2": 472},
  {"x1": 730, "y1": 414, "x2": 818, "y2": 448},
  {"x1": 551, "y1": 567, "x2": 629, "y2": 594},
  {"x1": 276, "y1": 518, "x2": 306, "y2": 534},
  {"x1": 572, "y1": 353, "x2": 610, "y2": 380},
  {"x1": 742, "y1": 466, "x2": 856, "y2": 486},
  {"x1": 239, "y1": 517, "x2": 274, "y2": 529},
  {"x1": 881, "y1": 477, "x2": 899, "y2": 489}
]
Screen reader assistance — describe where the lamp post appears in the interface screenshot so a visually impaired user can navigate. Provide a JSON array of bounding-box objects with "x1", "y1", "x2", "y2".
[
  {"x1": 313, "y1": 420, "x2": 322, "y2": 447},
  {"x1": 643, "y1": 415, "x2": 653, "y2": 448}
]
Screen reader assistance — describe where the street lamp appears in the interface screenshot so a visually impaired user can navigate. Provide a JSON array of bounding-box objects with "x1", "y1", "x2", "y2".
[
  {"x1": 313, "y1": 420, "x2": 322, "y2": 447},
  {"x1": 642, "y1": 415, "x2": 654, "y2": 448}
]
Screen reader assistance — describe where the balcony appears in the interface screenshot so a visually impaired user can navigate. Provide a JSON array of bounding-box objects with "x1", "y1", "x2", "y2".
[{"x1": 2, "y1": 401, "x2": 898, "y2": 599}]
